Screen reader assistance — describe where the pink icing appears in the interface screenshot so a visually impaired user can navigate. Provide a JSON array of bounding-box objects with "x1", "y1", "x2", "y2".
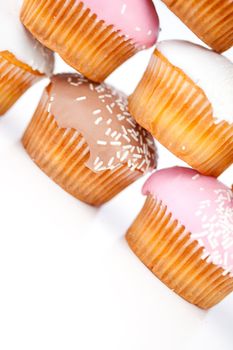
[
  {"x1": 143, "y1": 167, "x2": 233, "y2": 275},
  {"x1": 82, "y1": 0, "x2": 159, "y2": 48}
]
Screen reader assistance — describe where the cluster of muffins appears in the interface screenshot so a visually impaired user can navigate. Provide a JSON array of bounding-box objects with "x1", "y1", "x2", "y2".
[
  {"x1": 0, "y1": 1, "x2": 54, "y2": 115},
  {"x1": 1, "y1": 0, "x2": 233, "y2": 310}
]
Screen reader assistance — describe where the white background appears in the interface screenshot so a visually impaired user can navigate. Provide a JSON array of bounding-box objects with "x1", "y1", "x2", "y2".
[{"x1": 0, "y1": 1, "x2": 233, "y2": 349}]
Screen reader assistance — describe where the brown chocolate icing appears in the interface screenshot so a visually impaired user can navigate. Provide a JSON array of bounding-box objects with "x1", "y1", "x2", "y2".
[{"x1": 48, "y1": 74, "x2": 157, "y2": 173}]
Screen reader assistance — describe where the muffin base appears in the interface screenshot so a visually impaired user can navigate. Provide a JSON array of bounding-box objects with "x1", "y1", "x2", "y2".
[
  {"x1": 126, "y1": 195, "x2": 233, "y2": 309},
  {"x1": 162, "y1": 0, "x2": 233, "y2": 53},
  {"x1": 22, "y1": 89, "x2": 141, "y2": 206},
  {"x1": 0, "y1": 51, "x2": 42, "y2": 116},
  {"x1": 129, "y1": 51, "x2": 233, "y2": 177},
  {"x1": 21, "y1": 0, "x2": 137, "y2": 82}
]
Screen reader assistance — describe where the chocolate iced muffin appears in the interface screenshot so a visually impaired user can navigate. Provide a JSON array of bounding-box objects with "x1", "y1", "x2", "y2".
[{"x1": 22, "y1": 74, "x2": 157, "y2": 206}]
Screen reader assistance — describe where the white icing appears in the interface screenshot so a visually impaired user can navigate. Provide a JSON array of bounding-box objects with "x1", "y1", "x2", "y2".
[
  {"x1": 0, "y1": 0, "x2": 54, "y2": 75},
  {"x1": 157, "y1": 40, "x2": 233, "y2": 125}
]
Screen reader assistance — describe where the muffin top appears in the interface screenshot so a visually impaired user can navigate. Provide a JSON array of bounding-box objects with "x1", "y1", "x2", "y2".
[
  {"x1": 82, "y1": 0, "x2": 159, "y2": 48},
  {"x1": 143, "y1": 166, "x2": 233, "y2": 274},
  {"x1": 156, "y1": 40, "x2": 233, "y2": 124},
  {"x1": 47, "y1": 74, "x2": 157, "y2": 173},
  {"x1": 0, "y1": 0, "x2": 54, "y2": 75}
]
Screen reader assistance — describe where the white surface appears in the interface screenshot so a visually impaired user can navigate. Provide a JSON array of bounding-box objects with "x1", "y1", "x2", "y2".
[
  {"x1": 0, "y1": 1, "x2": 233, "y2": 350},
  {"x1": 157, "y1": 40, "x2": 233, "y2": 124},
  {"x1": 0, "y1": 0, "x2": 54, "y2": 74}
]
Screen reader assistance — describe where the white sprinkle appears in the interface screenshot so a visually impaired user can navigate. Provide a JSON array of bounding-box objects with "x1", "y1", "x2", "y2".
[
  {"x1": 111, "y1": 131, "x2": 117, "y2": 138},
  {"x1": 131, "y1": 133, "x2": 139, "y2": 142},
  {"x1": 209, "y1": 215, "x2": 217, "y2": 222},
  {"x1": 93, "y1": 109, "x2": 101, "y2": 115},
  {"x1": 222, "y1": 269, "x2": 230, "y2": 276},
  {"x1": 47, "y1": 103, "x2": 52, "y2": 113},
  {"x1": 137, "y1": 159, "x2": 146, "y2": 170},
  {"x1": 202, "y1": 215, "x2": 208, "y2": 222},
  {"x1": 121, "y1": 3, "x2": 126, "y2": 14},
  {"x1": 96, "y1": 86, "x2": 105, "y2": 93},
  {"x1": 95, "y1": 117, "x2": 103, "y2": 125},
  {"x1": 115, "y1": 133, "x2": 122, "y2": 141},
  {"x1": 117, "y1": 114, "x2": 125, "y2": 121},
  {"x1": 223, "y1": 239, "x2": 233, "y2": 250},
  {"x1": 105, "y1": 128, "x2": 112, "y2": 136},
  {"x1": 94, "y1": 161, "x2": 104, "y2": 171},
  {"x1": 110, "y1": 141, "x2": 121, "y2": 146},
  {"x1": 120, "y1": 151, "x2": 129, "y2": 161},
  {"x1": 133, "y1": 154, "x2": 143, "y2": 159},
  {"x1": 146, "y1": 137, "x2": 154, "y2": 145},
  {"x1": 121, "y1": 125, "x2": 127, "y2": 135},
  {"x1": 97, "y1": 140, "x2": 107, "y2": 146},
  {"x1": 123, "y1": 135, "x2": 130, "y2": 142},
  {"x1": 116, "y1": 151, "x2": 121, "y2": 159},
  {"x1": 130, "y1": 146, "x2": 135, "y2": 153},
  {"x1": 105, "y1": 128, "x2": 111, "y2": 136},
  {"x1": 147, "y1": 30, "x2": 152, "y2": 36},
  {"x1": 108, "y1": 157, "x2": 115, "y2": 167},
  {"x1": 106, "y1": 105, "x2": 113, "y2": 114},
  {"x1": 130, "y1": 163, "x2": 139, "y2": 172},
  {"x1": 97, "y1": 166, "x2": 108, "y2": 172},
  {"x1": 107, "y1": 118, "x2": 112, "y2": 125},
  {"x1": 127, "y1": 118, "x2": 136, "y2": 127},
  {"x1": 76, "y1": 96, "x2": 86, "y2": 101},
  {"x1": 135, "y1": 26, "x2": 141, "y2": 32},
  {"x1": 89, "y1": 83, "x2": 94, "y2": 91},
  {"x1": 70, "y1": 82, "x2": 80, "y2": 86},
  {"x1": 94, "y1": 157, "x2": 100, "y2": 165}
]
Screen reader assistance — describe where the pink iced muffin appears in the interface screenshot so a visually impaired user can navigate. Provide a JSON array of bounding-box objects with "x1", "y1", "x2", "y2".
[
  {"x1": 21, "y1": 0, "x2": 160, "y2": 82},
  {"x1": 126, "y1": 167, "x2": 233, "y2": 309}
]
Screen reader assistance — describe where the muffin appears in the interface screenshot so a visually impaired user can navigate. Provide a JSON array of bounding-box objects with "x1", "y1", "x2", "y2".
[
  {"x1": 126, "y1": 166, "x2": 233, "y2": 309},
  {"x1": 20, "y1": 0, "x2": 159, "y2": 82},
  {"x1": 129, "y1": 40, "x2": 233, "y2": 177},
  {"x1": 161, "y1": 0, "x2": 233, "y2": 53},
  {"x1": 0, "y1": 1, "x2": 54, "y2": 116},
  {"x1": 22, "y1": 74, "x2": 157, "y2": 206}
]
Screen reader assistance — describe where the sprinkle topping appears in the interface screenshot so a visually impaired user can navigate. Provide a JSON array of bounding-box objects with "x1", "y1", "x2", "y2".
[
  {"x1": 143, "y1": 167, "x2": 233, "y2": 275},
  {"x1": 48, "y1": 74, "x2": 157, "y2": 173},
  {"x1": 192, "y1": 188, "x2": 233, "y2": 275},
  {"x1": 80, "y1": 0, "x2": 159, "y2": 49}
]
